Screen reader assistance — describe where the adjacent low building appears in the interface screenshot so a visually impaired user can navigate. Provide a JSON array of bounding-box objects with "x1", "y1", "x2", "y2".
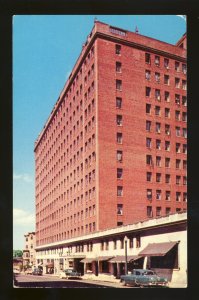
[
  {"x1": 23, "y1": 232, "x2": 36, "y2": 269},
  {"x1": 35, "y1": 212, "x2": 187, "y2": 287}
]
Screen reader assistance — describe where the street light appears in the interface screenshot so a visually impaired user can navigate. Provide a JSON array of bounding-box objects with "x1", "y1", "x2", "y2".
[{"x1": 124, "y1": 236, "x2": 128, "y2": 275}]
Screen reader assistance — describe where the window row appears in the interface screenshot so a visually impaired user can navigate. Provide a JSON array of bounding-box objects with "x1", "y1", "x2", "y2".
[
  {"x1": 146, "y1": 155, "x2": 187, "y2": 169},
  {"x1": 146, "y1": 87, "x2": 187, "y2": 100},
  {"x1": 146, "y1": 120, "x2": 187, "y2": 137},
  {"x1": 147, "y1": 189, "x2": 187, "y2": 202},
  {"x1": 145, "y1": 53, "x2": 187, "y2": 74},
  {"x1": 147, "y1": 206, "x2": 185, "y2": 218},
  {"x1": 146, "y1": 104, "x2": 187, "y2": 121},
  {"x1": 145, "y1": 71, "x2": 186, "y2": 89},
  {"x1": 146, "y1": 172, "x2": 187, "y2": 185}
]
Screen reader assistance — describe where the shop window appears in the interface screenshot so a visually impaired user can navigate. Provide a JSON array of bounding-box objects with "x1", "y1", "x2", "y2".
[{"x1": 151, "y1": 244, "x2": 179, "y2": 269}]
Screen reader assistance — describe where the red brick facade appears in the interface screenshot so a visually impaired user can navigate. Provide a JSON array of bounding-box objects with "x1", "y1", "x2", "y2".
[{"x1": 34, "y1": 21, "x2": 187, "y2": 247}]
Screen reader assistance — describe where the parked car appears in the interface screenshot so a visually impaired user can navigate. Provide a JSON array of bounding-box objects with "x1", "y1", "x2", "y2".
[
  {"x1": 59, "y1": 268, "x2": 81, "y2": 279},
  {"x1": 25, "y1": 268, "x2": 33, "y2": 275},
  {"x1": 120, "y1": 269, "x2": 168, "y2": 287},
  {"x1": 32, "y1": 268, "x2": 43, "y2": 275}
]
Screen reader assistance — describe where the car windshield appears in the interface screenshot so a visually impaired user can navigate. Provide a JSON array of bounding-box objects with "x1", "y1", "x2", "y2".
[{"x1": 143, "y1": 271, "x2": 156, "y2": 275}]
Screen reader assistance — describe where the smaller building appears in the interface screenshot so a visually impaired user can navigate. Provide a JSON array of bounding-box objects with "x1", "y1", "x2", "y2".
[
  {"x1": 36, "y1": 212, "x2": 187, "y2": 287},
  {"x1": 23, "y1": 232, "x2": 36, "y2": 269}
]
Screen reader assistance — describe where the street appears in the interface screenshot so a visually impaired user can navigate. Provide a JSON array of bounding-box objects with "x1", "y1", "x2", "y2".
[{"x1": 14, "y1": 274, "x2": 132, "y2": 288}]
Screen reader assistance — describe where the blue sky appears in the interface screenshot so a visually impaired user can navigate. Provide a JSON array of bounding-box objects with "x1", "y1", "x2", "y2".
[{"x1": 13, "y1": 15, "x2": 186, "y2": 250}]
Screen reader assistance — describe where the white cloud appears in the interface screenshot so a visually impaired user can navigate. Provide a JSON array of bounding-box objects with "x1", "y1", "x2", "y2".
[
  {"x1": 13, "y1": 208, "x2": 35, "y2": 226},
  {"x1": 13, "y1": 173, "x2": 32, "y2": 183},
  {"x1": 176, "y1": 15, "x2": 186, "y2": 21}
]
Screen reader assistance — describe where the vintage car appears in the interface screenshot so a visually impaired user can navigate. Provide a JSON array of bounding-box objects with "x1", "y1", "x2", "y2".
[
  {"x1": 32, "y1": 268, "x2": 43, "y2": 275},
  {"x1": 59, "y1": 268, "x2": 81, "y2": 279},
  {"x1": 120, "y1": 269, "x2": 168, "y2": 287}
]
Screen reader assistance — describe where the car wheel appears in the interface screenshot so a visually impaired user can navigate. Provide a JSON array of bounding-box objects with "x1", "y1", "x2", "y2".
[{"x1": 120, "y1": 280, "x2": 126, "y2": 286}]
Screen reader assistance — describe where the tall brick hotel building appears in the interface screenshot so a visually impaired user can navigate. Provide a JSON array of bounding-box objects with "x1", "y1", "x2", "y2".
[{"x1": 34, "y1": 21, "x2": 187, "y2": 279}]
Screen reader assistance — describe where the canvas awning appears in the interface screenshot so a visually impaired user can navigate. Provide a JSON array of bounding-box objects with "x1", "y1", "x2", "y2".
[
  {"x1": 97, "y1": 256, "x2": 114, "y2": 261},
  {"x1": 109, "y1": 255, "x2": 143, "y2": 263},
  {"x1": 81, "y1": 258, "x2": 96, "y2": 263},
  {"x1": 138, "y1": 241, "x2": 178, "y2": 257}
]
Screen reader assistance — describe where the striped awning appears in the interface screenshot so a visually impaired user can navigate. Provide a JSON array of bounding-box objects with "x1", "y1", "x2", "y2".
[
  {"x1": 138, "y1": 241, "x2": 178, "y2": 257},
  {"x1": 109, "y1": 255, "x2": 142, "y2": 263}
]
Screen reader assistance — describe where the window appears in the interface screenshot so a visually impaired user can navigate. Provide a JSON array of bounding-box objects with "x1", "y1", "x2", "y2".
[
  {"x1": 146, "y1": 103, "x2": 151, "y2": 114},
  {"x1": 117, "y1": 204, "x2": 123, "y2": 215},
  {"x1": 155, "y1": 89, "x2": 161, "y2": 101},
  {"x1": 164, "y1": 75, "x2": 169, "y2": 85},
  {"x1": 147, "y1": 206, "x2": 153, "y2": 217},
  {"x1": 176, "y1": 127, "x2": 181, "y2": 137},
  {"x1": 116, "y1": 61, "x2": 122, "y2": 72},
  {"x1": 117, "y1": 132, "x2": 122, "y2": 144},
  {"x1": 116, "y1": 97, "x2": 122, "y2": 109},
  {"x1": 136, "y1": 236, "x2": 141, "y2": 248},
  {"x1": 183, "y1": 144, "x2": 187, "y2": 154},
  {"x1": 145, "y1": 53, "x2": 151, "y2": 64},
  {"x1": 164, "y1": 58, "x2": 169, "y2": 69},
  {"x1": 129, "y1": 237, "x2": 134, "y2": 248},
  {"x1": 156, "y1": 122, "x2": 161, "y2": 133},
  {"x1": 165, "y1": 157, "x2": 170, "y2": 168},
  {"x1": 113, "y1": 239, "x2": 117, "y2": 249},
  {"x1": 176, "y1": 159, "x2": 181, "y2": 169},
  {"x1": 155, "y1": 106, "x2": 160, "y2": 116},
  {"x1": 117, "y1": 168, "x2": 123, "y2": 179},
  {"x1": 117, "y1": 150, "x2": 123, "y2": 162},
  {"x1": 115, "y1": 44, "x2": 121, "y2": 55},
  {"x1": 147, "y1": 189, "x2": 152, "y2": 200},
  {"x1": 117, "y1": 222, "x2": 123, "y2": 226},
  {"x1": 117, "y1": 186, "x2": 123, "y2": 196},
  {"x1": 156, "y1": 156, "x2": 161, "y2": 167},
  {"x1": 175, "y1": 110, "x2": 180, "y2": 121},
  {"x1": 165, "y1": 108, "x2": 170, "y2": 118},
  {"x1": 146, "y1": 137, "x2": 152, "y2": 148},
  {"x1": 166, "y1": 207, "x2": 171, "y2": 215},
  {"x1": 116, "y1": 115, "x2": 122, "y2": 126},
  {"x1": 175, "y1": 94, "x2": 180, "y2": 105},
  {"x1": 156, "y1": 207, "x2": 161, "y2": 217},
  {"x1": 175, "y1": 78, "x2": 180, "y2": 88},
  {"x1": 146, "y1": 154, "x2": 152, "y2": 165},
  {"x1": 176, "y1": 192, "x2": 181, "y2": 202},
  {"x1": 156, "y1": 190, "x2": 161, "y2": 200},
  {"x1": 165, "y1": 124, "x2": 170, "y2": 135},
  {"x1": 116, "y1": 79, "x2": 122, "y2": 90},
  {"x1": 145, "y1": 70, "x2": 151, "y2": 80},
  {"x1": 165, "y1": 91, "x2": 170, "y2": 102},
  {"x1": 120, "y1": 239, "x2": 124, "y2": 249},
  {"x1": 183, "y1": 176, "x2": 187, "y2": 185},
  {"x1": 156, "y1": 139, "x2": 161, "y2": 150},
  {"x1": 156, "y1": 173, "x2": 161, "y2": 183},
  {"x1": 183, "y1": 192, "x2": 187, "y2": 202},
  {"x1": 182, "y1": 96, "x2": 187, "y2": 106},
  {"x1": 146, "y1": 87, "x2": 151, "y2": 97},
  {"x1": 165, "y1": 174, "x2": 170, "y2": 183},
  {"x1": 182, "y1": 80, "x2": 187, "y2": 90},
  {"x1": 175, "y1": 61, "x2": 180, "y2": 72},
  {"x1": 182, "y1": 128, "x2": 187, "y2": 138},
  {"x1": 176, "y1": 175, "x2": 181, "y2": 185},
  {"x1": 183, "y1": 160, "x2": 187, "y2": 170},
  {"x1": 155, "y1": 55, "x2": 160, "y2": 66},
  {"x1": 155, "y1": 72, "x2": 160, "y2": 83},
  {"x1": 147, "y1": 172, "x2": 152, "y2": 182},
  {"x1": 176, "y1": 143, "x2": 181, "y2": 153},
  {"x1": 146, "y1": 120, "x2": 151, "y2": 131},
  {"x1": 182, "y1": 64, "x2": 187, "y2": 74},
  {"x1": 165, "y1": 191, "x2": 171, "y2": 201},
  {"x1": 182, "y1": 112, "x2": 187, "y2": 122}
]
